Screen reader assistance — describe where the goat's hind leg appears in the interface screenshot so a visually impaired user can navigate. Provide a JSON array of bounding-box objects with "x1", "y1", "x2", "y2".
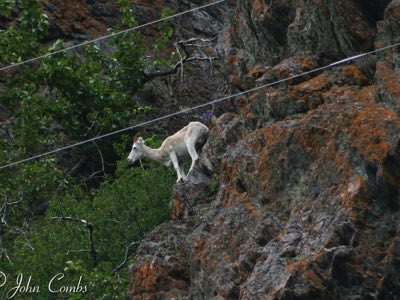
[{"x1": 186, "y1": 138, "x2": 199, "y2": 175}]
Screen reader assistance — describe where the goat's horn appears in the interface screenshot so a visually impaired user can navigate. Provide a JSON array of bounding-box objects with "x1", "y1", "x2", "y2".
[{"x1": 133, "y1": 132, "x2": 141, "y2": 142}]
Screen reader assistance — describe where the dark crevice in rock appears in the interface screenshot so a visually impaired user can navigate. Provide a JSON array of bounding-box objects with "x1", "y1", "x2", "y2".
[
  {"x1": 355, "y1": 0, "x2": 392, "y2": 22},
  {"x1": 325, "y1": 222, "x2": 357, "y2": 248},
  {"x1": 169, "y1": 269, "x2": 191, "y2": 285},
  {"x1": 227, "y1": 284, "x2": 240, "y2": 300},
  {"x1": 379, "y1": 153, "x2": 400, "y2": 211},
  {"x1": 235, "y1": 177, "x2": 246, "y2": 193},
  {"x1": 242, "y1": 2, "x2": 260, "y2": 42},
  {"x1": 267, "y1": 5, "x2": 295, "y2": 48}
]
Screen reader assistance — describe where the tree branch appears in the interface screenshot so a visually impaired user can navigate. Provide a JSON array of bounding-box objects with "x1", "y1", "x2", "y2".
[
  {"x1": 111, "y1": 240, "x2": 142, "y2": 273},
  {"x1": 143, "y1": 55, "x2": 218, "y2": 81},
  {"x1": 67, "y1": 155, "x2": 89, "y2": 177},
  {"x1": 144, "y1": 37, "x2": 218, "y2": 81},
  {"x1": 101, "y1": 36, "x2": 218, "y2": 82},
  {"x1": 92, "y1": 140, "x2": 106, "y2": 179},
  {"x1": 51, "y1": 216, "x2": 98, "y2": 267},
  {"x1": 66, "y1": 249, "x2": 91, "y2": 254},
  {"x1": 0, "y1": 193, "x2": 25, "y2": 234}
]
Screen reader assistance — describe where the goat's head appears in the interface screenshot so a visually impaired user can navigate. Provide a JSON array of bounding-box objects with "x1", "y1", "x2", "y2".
[{"x1": 127, "y1": 137, "x2": 144, "y2": 163}]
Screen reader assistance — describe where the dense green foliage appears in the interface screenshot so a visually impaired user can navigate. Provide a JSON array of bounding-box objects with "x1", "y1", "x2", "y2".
[
  {"x1": 1, "y1": 160, "x2": 175, "y2": 299},
  {"x1": 0, "y1": 1, "x2": 176, "y2": 298}
]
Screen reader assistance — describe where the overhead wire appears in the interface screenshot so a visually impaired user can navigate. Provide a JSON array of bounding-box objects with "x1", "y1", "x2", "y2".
[
  {"x1": 1, "y1": 41, "x2": 399, "y2": 171},
  {"x1": 0, "y1": 0, "x2": 226, "y2": 72}
]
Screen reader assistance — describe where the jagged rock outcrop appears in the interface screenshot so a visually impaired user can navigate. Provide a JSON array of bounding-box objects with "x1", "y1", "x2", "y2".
[
  {"x1": 41, "y1": 0, "x2": 121, "y2": 39},
  {"x1": 129, "y1": 0, "x2": 400, "y2": 299}
]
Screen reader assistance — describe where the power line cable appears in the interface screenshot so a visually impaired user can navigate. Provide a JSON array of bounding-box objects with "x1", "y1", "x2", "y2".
[
  {"x1": 0, "y1": 41, "x2": 399, "y2": 171},
  {"x1": 0, "y1": 0, "x2": 226, "y2": 72}
]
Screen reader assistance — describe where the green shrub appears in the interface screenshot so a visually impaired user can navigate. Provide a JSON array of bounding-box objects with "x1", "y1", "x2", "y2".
[
  {"x1": 0, "y1": 0, "x2": 177, "y2": 298},
  {"x1": 2, "y1": 159, "x2": 175, "y2": 298}
]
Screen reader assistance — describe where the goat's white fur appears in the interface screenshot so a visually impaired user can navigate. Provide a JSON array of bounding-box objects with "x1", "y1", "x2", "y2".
[{"x1": 127, "y1": 121, "x2": 209, "y2": 182}]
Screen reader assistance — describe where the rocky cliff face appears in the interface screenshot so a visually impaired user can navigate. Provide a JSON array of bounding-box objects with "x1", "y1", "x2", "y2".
[
  {"x1": 128, "y1": 0, "x2": 400, "y2": 299},
  {"x1": 17, "y1": 0, "x2": 399, "y2": 298}
]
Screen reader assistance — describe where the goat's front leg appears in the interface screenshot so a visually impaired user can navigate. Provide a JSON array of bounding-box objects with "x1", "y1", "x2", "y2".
[
  {"x1": 170, "y1": 151, "x2": 184, "y2": 182},
  {"x1": 178, "y1": 163, "x2": 186, "y2": 181}
]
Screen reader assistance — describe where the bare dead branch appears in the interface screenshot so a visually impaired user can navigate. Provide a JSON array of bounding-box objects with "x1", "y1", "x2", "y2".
[
  {"x1": 177, "y1": 37, "x2": 217, "y2": 45},
  {"x1": 2, "y1": 250, "x2": 12, "y2": 264},
  {"x1": 21, "y1": 241, "x2": 35, "y2": 251},
  {"x1": 0, "y1": 194, "x2": 26, "y2": 234},
  {"x1": 66, "y1": 249, "x2": 91, "y2": 254},
  {"x1": 67, "y1": 155, "x2": 89, "y2": 177},
  {"x1": 144, "y1": 55, "x2": 218, "y2": 80},
  {"x1": 111, "y1": 240, "x2": 142, "y2": 273},
  {"x1": 52, "y1": 216, "x2": 98, "y2": 267},
  {"x1": 0, "y1": 193, "x2": 23, "y2": 207},
  {"x1": 101, "y1": 35, "x2": 218, "y2": 82},
  {"x1": 92, "y1": 140, "x2": 106, "y2": 178},
  {"x1": 143, "y1": 36, "x2": 218, "y2": 81},
  {"x1": 88, "y1": 169, "x2": 105, "y2": 180},
  {"x1": 0, "y1": 213, "x2": 25, "y2": 234},
  {"x1": 175, "y1": 42, "x2": 184, "y2": 78},
  {"x1": 0, "y1": 231, "x2": 13, "y2": 265},
  {"x1": 51, "y1": 216, "x2": 85, "y2": 224}
]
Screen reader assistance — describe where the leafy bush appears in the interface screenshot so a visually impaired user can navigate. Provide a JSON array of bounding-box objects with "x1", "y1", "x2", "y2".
[
  {"x1": 0, "y1": 0, "x2": 177, "y2": 298},
  {"x1": 1, "y1": 160, "x2": 174, "y2": 298},
  {"x1": 0, "y1": 0, "x2": 48, "y2": 62}
]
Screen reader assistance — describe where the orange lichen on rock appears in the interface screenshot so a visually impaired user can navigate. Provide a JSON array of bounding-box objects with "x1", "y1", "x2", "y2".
[
  {"x1": 247, "y1": 64, "x2": 264, "y2": 79},
  {"x1": 340, "y1": 175, "x2": 370, "y2": 212},
  {"x1": 169, "y1": 192, "x2": 185, "y2": 220},
  {"x1": 41, "y1": 0, "x2": 120, "y2": 38},
  {"x1": 289, "y1": 73, "x2": 330, "y2": 96},
  {"x1": 238, "y1": 92, "x2": 259, "y2": 120},
  {"x1": 292, "y1": 126, "x2": 329, "y2": 155},
  {"x1": 321, "y1": 84, "x2": 375, "y2": 105},
  {"x1": 272, "y1": 56, "x2": 318, "y2": 80},
  {"x1": 285, "y1": 256, "x2": 308, "y2": 272},
  {"x1": 342, "y1": 65, "x2": 369, "y2": 85},
  {"x1": 253, "y1": 0, "x2": 265, "y2": 14},
  {"x1": 356, "y1": 85, "x2": 376, "y2": 102},
  {"x1": 242, "y1": 202, "x2": 261, "y2": 218},
  {"x1": 348, "y1": 104, "x2": 400, "y2": 163},
  {"x1": 346, "y1": 176, "x2": 365, "y2": 198},
  {"x1": 376, "y1": 60, "x2": 400, "y2": 96},
  {"x1": 303, "y1": 269, "x2": 323, "y2": 287},
  {"x1": 137, "y1": 260, "x2": 159, "y2": 288}
]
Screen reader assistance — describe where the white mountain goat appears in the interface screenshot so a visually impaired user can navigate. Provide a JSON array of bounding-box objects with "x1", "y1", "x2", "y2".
[{"x1": 127, "y1": 121, "x2": 209, "y2": 182}]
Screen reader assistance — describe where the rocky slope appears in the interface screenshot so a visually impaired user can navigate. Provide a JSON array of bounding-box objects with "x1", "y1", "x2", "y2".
[{"x1": 128, "y1": 0, "x2": 400, "y2": 299}]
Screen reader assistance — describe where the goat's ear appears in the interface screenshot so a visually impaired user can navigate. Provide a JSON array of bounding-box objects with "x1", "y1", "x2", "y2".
[{"x1": 137, "y1": 137, "x2": 144, "y2": 144}]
